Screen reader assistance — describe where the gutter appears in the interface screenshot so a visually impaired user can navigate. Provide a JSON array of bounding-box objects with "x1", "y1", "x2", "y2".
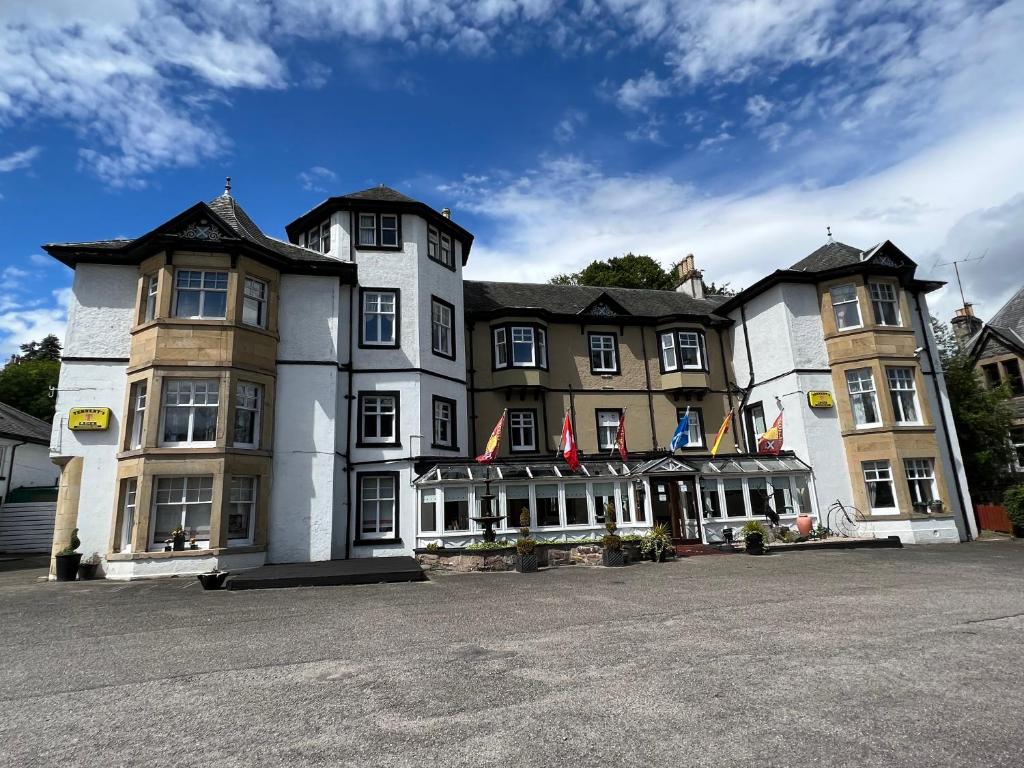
[
  {"x1": 735, "y1": 304, "x2": 757, "y2": 453},
  {"x1": 913, "y1": 292, "x2": 973, "y2": 541}
]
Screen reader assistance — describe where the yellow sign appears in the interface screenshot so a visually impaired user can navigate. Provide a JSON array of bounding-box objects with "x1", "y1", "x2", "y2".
[
  {"x1": 68, "y1": 407, "x2": 112, "y2": 431},
  {"x1": 807, "y1": 391, "x2": 834, "y2": 409}
]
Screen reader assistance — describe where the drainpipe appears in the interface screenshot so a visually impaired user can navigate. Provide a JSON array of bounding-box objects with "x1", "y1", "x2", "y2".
[
  {"x1": 736, "y1": 304, "x2": 757, "y2": 453},
  {"x1": 913, "y1": 292, "x2": 972, "y2": 541},
  {"x1": 467, "y1": 321, "x2": 477, "y2": 457},
  {"x1": 343, "y1": 280, "x2": 357, "y2": 559},
  {"x1": 715, "y1": 327, "x2": 739, "y2": 450},
  {"x1": 639, "y1": 326, "x2": 658, "y2": 449}
]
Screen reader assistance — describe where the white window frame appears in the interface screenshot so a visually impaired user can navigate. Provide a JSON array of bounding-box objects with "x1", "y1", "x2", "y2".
[
  {"x1": 120, "y1": 477, "x2": 137, "y2": 552},
  {"x1": 360, "y1": 474, "x2": 397, "y2": 539},
  {"x1": 493, "y1": 327, "x2": 507, "y2": 367},
  {"x1": 233, "y1": 381, "x2": 262, "y2": 449},
  {"x1": 660, "y1": 331, "x2": 678, "y2": 371},
  {"x1": 433, "y1": 398, "x2": 454, "y2": 448},
  {"x1": 509, "y1": 410, "x2": 537, "y2": 452},
  {"x1": 358, "y1": 213, "x2": 377, "y2": 247},
  {"x1": 242, "y1": 277, "x2": 268, "y2": 329},
  {"x1": 589, "y1": 333, "x2": 617, "y2": 373},
  {"x1": 362, "y1": 290, "x2": 397, "y2": 346},
  {"x1": 431, "y1": 299, "x2": 453, "y2": 357},
  {"x1": 160, "y1": 379, "x2": 220, "y2": 447},
  {"x1": 173, "y1": 270, "x2": 228, "y2": 320},
  {"x1": 227, "y1": 476, "x2": 257, "y2": 544},
  {"x1": 830, "y1": 283, "x2": 862, "y2": 330},
  {"x1": 886, "y1": 367, "x2": 921, "y2": 425},
  {"x1": 596, "y1": 409, "x2": 621, "y2": 450},
  {"x1": 128, "y1": 380, "x2": 147, "y2": 450},
  {"x1": 677, "y1": 331, "x2": 704, "y2": 369},
  {"x1": 677, "y1": 408, "x2": 704, "y2": 447},
  {"x1": 380, "y1": 214, "x2": 399, "y2": 247},
  {"x1": 360, "y1": 393, "x2": 398, "y2": 444},
  {"x1": 863, "y1": 460, "x2": 898, "y2": 515},
  {"x1": 846, "y1": 368, "x2": 882, "y2": 428},
  {"x1": 143, "y1": 273, "x2": 159, "y2": 322},
  {"x1": 904, "y1": 459, "x2": 937, "y2": 505},
  {"x1": 307, "y1": 225, "x2": 320, "y2": 252},
  {"x1": 1011, "y1": 426, "x2": 1024, "y2": 471},
  {"x1": 511, "y1": 327, "x2": 537, "y2": 367},
  {"x1": 150, "y1": 476, "x2": 214, "y2": 548},
  {"x1": 659, "y1": 330, "x2": 704, "y2": 371},
  {"x1": 869, "y1": 282, "x2": 900, "y2": 326}
]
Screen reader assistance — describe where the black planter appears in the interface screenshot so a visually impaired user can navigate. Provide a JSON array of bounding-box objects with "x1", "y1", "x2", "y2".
[
  {"x1": 515, "y1": 553, "x2": 538, "y2": 573},
  {"x1": 172, "y1": 538, "x2": 186, "y2": 552},
  {"x1": 77, "y1": 562, "x2": 100, "y2": 580},
  {"x1": 602, "y1": 549, "x2": 625, "y2": 567},
  {"x1": 197, "y1": 571, "x2": 229, "y2": 590},
  {"x1": 54, "y1": 552, "x2": 82, "y2": 582},
  {"x1": 1012, "y1": 523, "x2": 1024, "y2": 539},
  {"x1": 745, "y1": 533, "x2": 765, "y2": 555}
]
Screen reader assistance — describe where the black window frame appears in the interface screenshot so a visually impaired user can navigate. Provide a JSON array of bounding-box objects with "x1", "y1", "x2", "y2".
[
  {"x1": 354, "y1": 211, "x2": 403, "y2": 251},
  {"x1": 430, "y1": 295, "x2": 457, "y2": 361},
  {"x1": 657, "y1": 328, "x2": 709, "y2": 374},
  {"x1": 357, "y1": 390, "x2": 401, "y2": 448},
  {"x1": 674, "y1": 406, "x2": 705, "y2": 449},
  {"x1": 595, "y1": 408, "x2": 623, "y2": 451},
  {"x1": 491, "y1": 323, "x2": 549, "y2": 371},
  {"x1": 508, "y1": 408, "x2": 539, "y2": 454},
  {"x1": 354, "y1": 471, "x2": 401, "y2": 545},
  {"x1": 744, "y1": 401, "x2": 766, "y2": 449},
  {"x1": 426, "y1": 224, "x2": 456, "y2": 271},
  {"x1": 587, "y1": 331, "x2": 620, "y2": 375},
  {"x1": 431, "y1": 395, "x2": 459, "y2": 451},
  {"x1": 359, "y1": 287, "x2": 401, "y2": 349}
]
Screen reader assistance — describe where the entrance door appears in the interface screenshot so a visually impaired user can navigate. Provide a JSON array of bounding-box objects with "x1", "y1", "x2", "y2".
[
  {"x1": 676, "y1": 479, "x2": 701, "y2": 542},
  {"x1": 650, "y1": 479, "x2": 674, "y2": 534},
  {"x1": 648, "y1": 476, "x2": 701, "y2": 542}
]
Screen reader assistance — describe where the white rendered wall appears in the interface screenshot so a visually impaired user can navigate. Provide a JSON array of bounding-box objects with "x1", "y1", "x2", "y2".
[
  {"x1": 49, "y1": 361, "x2": 128, "y2": 559},
  {"x1": 63, "y1": 264, "x2": 136, "y2": 358}
]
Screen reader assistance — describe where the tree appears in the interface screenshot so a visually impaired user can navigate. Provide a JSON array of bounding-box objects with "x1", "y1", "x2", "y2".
[
  {"x1": 703, "y1": 281, "x2": 734, "y2": 296},
  {"x1": 0, "y1": 358, "x2": 60, "y2": 422},
  {"x1": 13, "y1": 334, "x2": 62, "y2": 363},
  {"x1": 550, "y1": 253, "x2": 675, "y2": 290},
  {"x1": 931, "y1": 318, "x2": 1015, "y2": 499}
]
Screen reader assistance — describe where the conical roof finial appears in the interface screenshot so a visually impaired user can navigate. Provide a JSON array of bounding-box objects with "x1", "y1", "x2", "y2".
[{"x1": 223, "y1": 176, "x2": 232, "y2": 197}]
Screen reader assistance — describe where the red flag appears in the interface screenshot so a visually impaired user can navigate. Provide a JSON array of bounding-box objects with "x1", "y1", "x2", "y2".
[
  {"x1": 757, "y1": 411, "x2": 784, "y2": 455},
  {"x1": 614, "y1": 412, "x2": 628, "y2": 462},
  {"x1": 475, "y1": 410, "x2": 507, "y2": 463},
  {"x1": 560, "y1": 411, "x2": 581, "y2": 471}
]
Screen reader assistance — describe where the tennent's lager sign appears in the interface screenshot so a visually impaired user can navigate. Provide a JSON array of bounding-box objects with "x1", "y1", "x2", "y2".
[
  {"x1": 68, "y1": 407, "x2": 112, "y2": 431},
  {"x1": 807, "y1": 391, "x2": 835, "y2": 409}
]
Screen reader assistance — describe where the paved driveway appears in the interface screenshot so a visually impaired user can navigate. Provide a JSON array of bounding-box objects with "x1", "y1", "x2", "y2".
[{"x1": 2, "y1": 542, "x2": 1023, "y2": 767}]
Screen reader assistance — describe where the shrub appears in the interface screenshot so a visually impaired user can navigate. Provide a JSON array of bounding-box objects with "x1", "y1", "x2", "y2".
[
  {"x1": 1005, "y1": 486, "x2": 1024, "y2": 526},
  {"x1": 425, "y1": 542, "x2": 443, "y2": 553},
  {"x1": 516, "y1": 538, "x2": 537, "y2": 555},
  {"x1": 519, "y1": 508, "x2": 530, "y2": 528},
  {"x1": 740, "y1": 520, "x2": 768, "y2": 540},
  {"x1": 602, "y1": 533, "x2": 622, "y2": 551},
  {"x1": 57, "y1": 527, "x2": 80, "y2": 556},
  {"x1": 640, "y1": 523, "x2": 673, "y2": 560},
  {"x1": 466, "y1": 539, "x2": 515, "y2": 551}
]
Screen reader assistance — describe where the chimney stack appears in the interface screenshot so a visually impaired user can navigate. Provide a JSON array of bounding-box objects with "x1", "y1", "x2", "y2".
[
  {"x1": 675, "y1": 254, "x2": 704, "y2": 299},
  {"x1": 441, "y1": 207, "x2": 451, "y2": 219},
  {"x1": 950, "y1": 303, "x2": 983, "y2": 346}
]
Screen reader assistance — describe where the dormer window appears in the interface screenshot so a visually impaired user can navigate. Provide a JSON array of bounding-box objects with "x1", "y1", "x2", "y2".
[
  {"x1": 357, "y1": 213, "x2": 402, "y2": 249},
  {"x1": 304, "y1": 220, "x2": 330, "y2": 253}
]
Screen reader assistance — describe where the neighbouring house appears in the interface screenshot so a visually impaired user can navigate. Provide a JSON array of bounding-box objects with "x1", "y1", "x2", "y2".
[
  {"x1": 0, "y1": 401, "x2": 61, "y2": 553},
  {"x1": 957, "y1": 288, "x2": 1024, "y2": 478},
  {"x1": 42, "y1": 182, "x2": 975, "y2": 580}
]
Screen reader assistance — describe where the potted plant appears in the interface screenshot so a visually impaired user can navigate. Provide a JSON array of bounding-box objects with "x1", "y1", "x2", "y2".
[
  {"x1": 601, "y1": 502, "x2": 625, "y2": 567},
  {"x1": 54, "y1": 527, "x2": 82, "y2": 582},
  {"x1": 928, "y1": 499, "x2": 944, "y2": 515},
  {"x1": 515, "y1": 508, "x2": 538, "y2": 573},
  {"x1": 1005, "y1": 485, "x2": 1024, "y2": 538},
  {"x1": 77, "y1": 553, "x2": 101, "y2": 580},
  {"x1": 741, "y1": 520, "x2": 768, "y2": 555},
  {"x1": 197, "y1": 570, "x2": 230, "y2": 590},
  {"x1": 189, "y1": 536, "x2": 199, "y2": 550},
  {"x1": 912, "y1": 500, "x2": 929, "y2": 514},
  {"x1": 171, "y1": 526, "x2": 187, "y2": 551},
  {"x1": 640, "y1": 523, "x2": 673, "y2": 562}
]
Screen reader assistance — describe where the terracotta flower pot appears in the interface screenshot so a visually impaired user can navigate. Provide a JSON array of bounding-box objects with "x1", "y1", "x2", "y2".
[{"x1": 796, "y1": 514, "x2": 813, "y2": 536}]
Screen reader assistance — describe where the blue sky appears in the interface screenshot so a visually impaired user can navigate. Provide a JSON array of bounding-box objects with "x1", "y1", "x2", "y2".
[{"x1": 2, "y1": 0, "x2": 1023, "y2": 356}]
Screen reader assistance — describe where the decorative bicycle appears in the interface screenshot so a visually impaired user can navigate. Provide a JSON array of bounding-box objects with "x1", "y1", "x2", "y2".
[{"x1": 824, "y1": 499, "x2": 868, "y2": 538}]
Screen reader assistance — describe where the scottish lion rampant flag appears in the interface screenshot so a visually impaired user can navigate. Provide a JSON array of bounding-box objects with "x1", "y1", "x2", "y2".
[
  {"x1": 475, "y1": 409, "x2": 507, "y2": 463},
  {"x1": 669, "y1": 408, "x2": 690, "y2": 452}
]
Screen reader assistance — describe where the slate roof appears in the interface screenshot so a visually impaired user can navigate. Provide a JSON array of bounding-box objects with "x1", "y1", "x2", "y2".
[
  {"x1": 464, "y1": 281, "x2": 728, "y2": 320},
  {"x1": 789, "y1": 241, "x2": 866, "y2": 272},
  {"x1": 205, "y1": 194, "x2": 337, "y2": 264},
  {"x1": 0, "y1": 401, "x2": 52, "y2": 444},
  {"x1": 974, "y1": 286, "x2": 1024, "y2": 352},
  {"x1": 338, "y1": 185, "x2": 419, "y2": 203}
]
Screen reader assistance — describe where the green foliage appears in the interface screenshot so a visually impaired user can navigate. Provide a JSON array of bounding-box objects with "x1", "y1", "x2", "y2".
[
  {"x1": 740, "y1": 520, "x2": 768, "y2": 539},
  {"x1": 57, "y1": 527, "x2": 80, "y2": 556},
  {"x1": 15, "y1": 335, "x2": 63, "y2": 362},
  {"x1": 703, "y1": 281, "x2": 734, "y2": 296},
  {"x1": 516, "y1": 538, "x2": 537, "y2": 555},
  {"x1": 518, "y1": 508, "x2": 530, "y2": 528},
  {"x1": 602, "y1": 533, "x2": 622, "y2": 551},
  {"x1": 550, "y1": 253, "x2": 675, "y2": 290},
  {"x1": 0, "y1": 358, "x2": 60, "y2": 422},
  {"x1": 425, "y1": 542, "x2": 443, "y2": 553},
  {"x1": 1005, "y1": 486, "x2": 1024, "y2": 526},
  {"x1": 640, "y1": 523, "x2": 673, "y2": 560},
  {"x1": 466, "y1": 539, "x2": 516, "y2": 551},
  {"x1": 932, "y1": 318, "x2": 1015, "y2": 497}
]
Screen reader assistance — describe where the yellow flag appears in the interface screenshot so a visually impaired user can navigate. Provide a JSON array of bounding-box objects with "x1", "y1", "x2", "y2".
[{"x1": 710, "y1": 411, "x2": 733, "y2": 457}]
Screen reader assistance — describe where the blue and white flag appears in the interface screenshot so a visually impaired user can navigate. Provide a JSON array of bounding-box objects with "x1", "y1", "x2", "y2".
[{"x1": 669, "y1": 408, "x2": 690, "y2": 452}]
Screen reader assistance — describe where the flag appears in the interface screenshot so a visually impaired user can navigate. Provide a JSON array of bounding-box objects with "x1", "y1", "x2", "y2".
[
  {"x1": 614, "y1": 411, "x2": 628, "y2": 462},
  {"x1": 757, "y1": 411, "x2": 784, "y2": 455},
  {"x1": 560, "y1": 411, "x2": 581, "y2": 471},
  {"x1": 669, "y1": 408, "x2": 690, "y2": 452},
  {"x1": 475, "y1": 409, "x2": 507, "y2": 463},
  {"x1": 710, "y1": 411, "x2": 733, "y2": 457}
]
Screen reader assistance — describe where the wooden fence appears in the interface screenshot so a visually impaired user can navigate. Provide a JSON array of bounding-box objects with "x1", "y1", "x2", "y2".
[{"x1": 976, "y1": 504, "x2": 1012, "y2": 534}]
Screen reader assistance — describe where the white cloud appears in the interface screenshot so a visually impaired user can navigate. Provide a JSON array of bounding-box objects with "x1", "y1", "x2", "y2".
[
  {"x1": 298, "y1": 165, "x2": 337, "y2": 192},
  {"x1": 0, "y1": 288, "x2": 70, "y2": 358},
  {"x1": 554, "y1": 108, "x2": 586, "y2": 143},
  {"x1": 745, "y1": 94, "x2": 773, "y2": 124},
  {"x1": 28, "y1": 254, "x2": 53, "y2": 267},
  {"x1": 615, "y1": 70, "x2": 670, "y2": 112},
  {"x1": 456, "y1": 109, "x2": 1024, "y2": 322},
  {"x1": 697, "y1": 131, "x2": 733, "y2": 151},
  {"x1": 0, "y1": 146, "x2": 41, "y2": 172}
]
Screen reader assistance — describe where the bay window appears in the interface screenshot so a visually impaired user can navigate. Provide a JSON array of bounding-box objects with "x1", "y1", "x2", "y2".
[
  {"x1": 659, "y1": 329, "x2": 706, "y2": 372},
  {"x1": 846, "y1": 368, "x2": 881, "y2": 427},
  {"x1": 119, "y1": 478, "x2": 137, "y2": 552},
  {"x1": 233, "y1": 382, "x2": 262, "y2": 449},
  {"x1": 357, "y1": 213, "x2": 401, "y2": 248},
  {"x1": 492, "y1": 324, "x2": 547, "y2": 369},
  {"x1": 242, "y1": 277, "x2": 268, "y2": 329},
  {"x1": 127, "y1": 380, "x2": 147, "y2": 450},
  {"x1": 869, "y1": 282, "x2": 900, "y2": 326},
  {"x1": 358, "y1": 213, "x2": 377, "y2": 246},
  {"x1": 361, "y1": 289, "x2": 398, "y2": 346},
  {"x1": 174, "y1": 270, "x2": 228, "y2": 319},
  {"x1": 151, "y1": 476, "x2": 213, "y2": 546},
  {"x1": 512, "y1": 327, "x2": 536, "y2": 366},
  {"x1": 830, "y1": 283, "x2": 861, "y2": 330},
  {"x1": 143, "y1": 273, "x2": 158, "y2": 322},
  {"x1": 359, "y1": 473, "x2": 397, "y2": 539},
  {"x1": 359, "y1": 392, "x2": 399, "y2": 445},
  {"x1": 886, "y1": 367, "x2": 920, "y2": 424},
  {"x1": 863, "y1": 460, "x2": 897, "y2": 514},
  {"x1": 161, "y1": 379, "x2": 219, "y2": 446},
  {"x1": 228, "y1": 476, "x2": 257, "y2": 542},
  {"x1": 380, "y1": 214, "x2": 399, "y2": 247}
]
